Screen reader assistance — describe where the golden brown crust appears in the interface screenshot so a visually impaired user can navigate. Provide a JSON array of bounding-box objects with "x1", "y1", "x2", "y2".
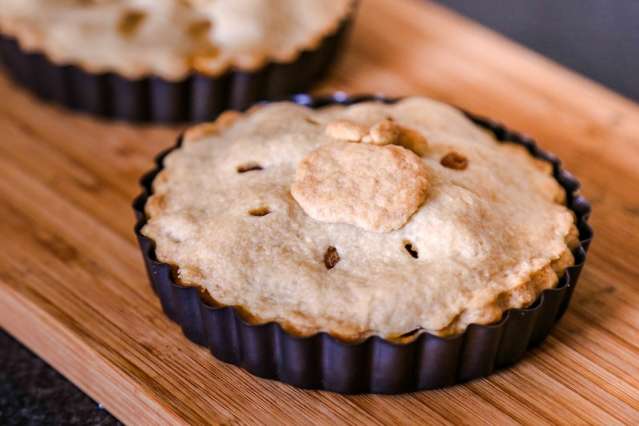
[
  {"x1": 291, "y1": 141, "x2": 430, "y2": 232},
  {"x1": 142, "y1": 97, "x2": 578, "y2": 340},
  {"x1": 326, "y1": 117, "x2": 430, "y2": 156}
]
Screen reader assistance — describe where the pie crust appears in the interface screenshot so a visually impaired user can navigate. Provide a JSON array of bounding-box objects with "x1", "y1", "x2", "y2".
[{"x1": 141, "y1": 97, "x2": 580, "y2": 340}]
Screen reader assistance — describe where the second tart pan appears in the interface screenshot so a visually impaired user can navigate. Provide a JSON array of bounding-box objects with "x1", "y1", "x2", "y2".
[{"x1": 0, "y1": 11, "x2": 353, "y2": 123}]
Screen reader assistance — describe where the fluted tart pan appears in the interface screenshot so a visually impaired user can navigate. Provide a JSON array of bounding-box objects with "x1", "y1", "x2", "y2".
[{"x1": 133, "y1": 94, "x2": 593, "y2": 393}]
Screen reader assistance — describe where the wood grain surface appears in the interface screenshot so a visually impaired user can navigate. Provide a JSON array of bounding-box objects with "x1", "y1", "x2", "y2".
[{"x1": 1, "y1": 0, "x2": 638, "y2": 424}]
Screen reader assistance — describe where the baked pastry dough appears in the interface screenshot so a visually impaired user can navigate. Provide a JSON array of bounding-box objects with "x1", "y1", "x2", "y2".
[
  {"x1": 142, "y1": 97, "x2": 579, "y2": 340},
  {"x1": 0, "y1": 0, "x2": 353, "y2": 80}
]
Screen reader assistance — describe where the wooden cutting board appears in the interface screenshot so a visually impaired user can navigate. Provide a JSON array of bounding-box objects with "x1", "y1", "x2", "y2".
[{"x1": 1, "y1": 0, "x2": 638, "y2": 424}]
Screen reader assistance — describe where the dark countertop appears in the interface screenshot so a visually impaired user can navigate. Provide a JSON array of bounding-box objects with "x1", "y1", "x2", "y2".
[
  {"x1": 0, "y1": 330, "x2": 120, "y2": 426},
  {"x1": 437, "y1": 0, "x2": 639, "y2": 102},
  {"x1": 1, "y1": 2, "x2": 637, "y2": 424}
]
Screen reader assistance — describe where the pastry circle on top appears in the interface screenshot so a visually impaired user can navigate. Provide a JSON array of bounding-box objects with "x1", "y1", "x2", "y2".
[
  {"x1": 141, "y1": 97, "x2": 579, "y2": 341},
  {"x1": 0, "y1": 0, "x2": 353, "y2": 80}
]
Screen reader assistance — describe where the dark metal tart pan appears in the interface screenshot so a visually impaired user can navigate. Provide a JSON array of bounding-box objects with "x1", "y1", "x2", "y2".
[
  {"x1": 0, "y1": 12, "x2": 353, "y2": 124},
  {"x1": 132, "y1": 94, "x2": 593, "y2": 393}
]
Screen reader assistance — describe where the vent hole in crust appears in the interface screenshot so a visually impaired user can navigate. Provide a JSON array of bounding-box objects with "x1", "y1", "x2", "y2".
[
  {"x1": 249, "y1": 207, "x2": 270, "y2": 217},
  {"x1": 404, "y1": 241, "x2": 419, "y2": 259},
  {"x1": 237, "y1": 162, "x2": 263, "y2": 173},
  {"x1": 324, "y1": 246, "x2": 340, "y2": 270},
  {"x1": 440, "y1": 151, "x2": 468, "y2": 170},
  {"x1": 118, "y1": 10, "x2": 147, "y2": 37},
  {"x1": 305, "y1": 117, "x2": 319, "y2": 125}
]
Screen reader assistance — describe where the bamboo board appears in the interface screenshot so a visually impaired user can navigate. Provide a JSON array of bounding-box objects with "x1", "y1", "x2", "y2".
[{"x1": 1, "y1": 0, "x2": 638, "y2": 424}]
